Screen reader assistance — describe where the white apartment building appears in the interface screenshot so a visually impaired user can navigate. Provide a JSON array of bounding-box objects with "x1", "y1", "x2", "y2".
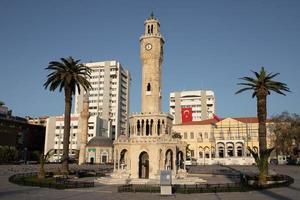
[
  {"x1": 44, "y1": 114, "x2": 109, "y2": 162},
  {"x1": 169, "y1": 90, "x2": 215, "y2": 124},
  {"x1": 75, "y1": 60, "x2": 130, "y2": 139},
  {"x1": 44, "y1": 60, "x2": 130, "y2": 161}
]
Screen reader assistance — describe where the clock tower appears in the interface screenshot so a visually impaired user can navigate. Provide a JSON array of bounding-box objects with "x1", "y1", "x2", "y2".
[
  {"x1": 140, "y1": 13, "x2": 164, "y2": 114},
  {"x1": 113, "y1": 13, "x2": 187, "y2": 180}
]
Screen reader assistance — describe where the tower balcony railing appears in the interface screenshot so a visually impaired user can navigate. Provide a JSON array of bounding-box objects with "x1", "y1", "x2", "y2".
[
  {"x1": 140, "y1": 34, "x2": 164, "y2": 41},
  {"x1": 130, "y1": 112, "x2": 173, "y2": 118}
]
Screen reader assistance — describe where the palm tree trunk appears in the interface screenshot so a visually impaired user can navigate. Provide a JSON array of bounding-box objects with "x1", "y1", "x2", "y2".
[
  {"x1": 38, "y1": 154, "x2": 45, "y2": 179},
  {"x1": 257, "y1": 93, "x2": 268, "y2": 183},
  {"x1": 61, "y1": 86, "x2": 72, "y2": 174},
  {"x1": 257, "y1": 94, "x2": 267, "y2": 153}
]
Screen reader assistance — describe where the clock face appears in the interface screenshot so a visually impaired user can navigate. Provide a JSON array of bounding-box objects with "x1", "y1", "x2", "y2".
[{"x1": 145, "y1": 43, "x2": 152, "y2": 51}]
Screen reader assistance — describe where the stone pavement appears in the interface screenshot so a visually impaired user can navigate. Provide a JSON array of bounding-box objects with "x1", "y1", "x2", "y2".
[{"x1": 0, "y1": 164, "x2": 299, "y2": 200}]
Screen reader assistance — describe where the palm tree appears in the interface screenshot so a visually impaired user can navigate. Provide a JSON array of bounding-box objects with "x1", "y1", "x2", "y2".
[
  {"x1": 44, "y1": 57, "x2": 91, "y2": 174},
  {"x1": 38, "y1": 149, "x2": 55, "y2": 179},
  {"x1": 236, "y1": 67, "x2": 290, "y2": 184}
]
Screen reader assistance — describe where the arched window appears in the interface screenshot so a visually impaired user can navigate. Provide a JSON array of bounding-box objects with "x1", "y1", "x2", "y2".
[
  {"x1": 217, "y1": 143, "x2": 225, "y2": 158},
  {"x1": 199, "y1": 151, "x2": 203, "y2": 158},
  {"x1": 147, "y1": 25, "x2": 150, "y2": 34},
  {"x1": 157, "y1": 120, "x2": 161, "y2": 136},
  {"x1": 147, "y1": 83, "x2": 151, "y2": 91},
  {"x1": 151, "y1": 25, "x2": 153, "y2": 33},
  {"x1": 101, "y1": 151, "x2": 108, "y2": 163},
  {"x1": 237, "y1": 146, "x2": 243, "y2": 157},
  {"x1": 204, "y1": 147, "x2": 210, "y2": 158},
  {"x1": 227, "y1": 143, "x2": 234, "y2": 157},
  {"x1": 137, "y1": 120, "x2": 140, "y2": 135},
  {"x1": 165, "y1": 149, "x2": 173, "y2": 170},
  {"x1": 146, "y1": 120, "x2": 150, "y2": 136}
]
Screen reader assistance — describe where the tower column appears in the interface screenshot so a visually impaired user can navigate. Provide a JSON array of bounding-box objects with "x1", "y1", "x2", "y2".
[
  {"x1": 140, "y1": 14, "x2": 164, "y2": 114},
  {"x1": 79, "y1": 93, "x2": 89, "y2": 165}
]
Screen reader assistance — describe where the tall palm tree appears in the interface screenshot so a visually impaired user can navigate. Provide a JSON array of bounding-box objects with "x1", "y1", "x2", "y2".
[
  {"x1": 236, "y1": 67, "x2": 290, "y2": 184},
  {"x1": 44, "y1": 57, "x2": 91, "y2": 174}
]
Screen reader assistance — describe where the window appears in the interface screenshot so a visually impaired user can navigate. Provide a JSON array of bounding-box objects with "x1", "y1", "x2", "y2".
[
  {"x1": 204, "y1": 132, "x2": 208, "y2": 138},
  {"x1": 205, "y1": 152, "x2": 210, "y2": 158},
  {"x1": 227, "y1": 146, "x2": 234, "y2": 157},
  {"x1": 190, "y1": 150, "x2": 194, "y2": 157},
  {"x1": 184, "y1": 132, "x2": 187, "y2": 139},
  {"x1": 147, "y1": 83, "x2": 151, "y2": 91},
  {"x1": 199, "y1": 151, "x2": 203, "y2": 158},
  {"x1": 198, "y1": 132, "x2": 202, "y2": 138},
  {"x1": 190, "y1": 132, "x2": 194, "y2": 139}
]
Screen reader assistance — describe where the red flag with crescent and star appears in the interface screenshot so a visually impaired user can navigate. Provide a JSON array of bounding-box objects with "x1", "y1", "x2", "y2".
[
  {"x1": 213, "y1": 113, "x2": 221, "y2": 122},
  {"x1": 181, "y1": 108, "x2": 193, "y2": 123}
]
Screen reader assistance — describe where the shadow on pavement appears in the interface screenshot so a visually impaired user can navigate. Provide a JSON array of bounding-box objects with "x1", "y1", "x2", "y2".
[{"x1": 259, "y1": 189, "x2": 293, "y2": 200}]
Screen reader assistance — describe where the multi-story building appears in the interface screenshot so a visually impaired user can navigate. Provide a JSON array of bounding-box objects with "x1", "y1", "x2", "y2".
[
  {"x1": 169, "y1": 90, "x2": 215, "y2": 124},
  {"x1": 0, "y1": 104, "x2": 45, "y2": 162},
  {"x1": 172, "y1": 117, "x2": 274, "y2": 165},
  {"x1": 44, "y1": 114, "x2": 109, "y2": 162},
  {"x1": 26, "y1": 116, "x2": 48, "y2": 126},
  {"x1": 75, "y1": 60, "x2": 130, "y2": 139},
  {"x1": 44, "y1": 60, "x2": 130, "y2": 162}
]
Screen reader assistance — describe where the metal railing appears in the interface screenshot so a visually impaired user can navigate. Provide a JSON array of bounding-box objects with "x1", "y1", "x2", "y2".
[{"x1": 117, "y1": 174, "x2": 294, "y2": 193}]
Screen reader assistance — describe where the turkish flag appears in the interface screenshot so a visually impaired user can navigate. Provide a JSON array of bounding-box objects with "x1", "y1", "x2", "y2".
[
  {"x1": 181, "y1": 108, "x2": 193, "y2": 123},
  {"x1": 213, "y1": 114, "x2": 221, "y2": 122}
]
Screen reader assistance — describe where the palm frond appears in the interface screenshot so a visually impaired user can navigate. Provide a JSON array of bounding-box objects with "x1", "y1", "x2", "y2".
[
  {"x1": 44, "y1": 57, "x2": 92, "y2": 94},
  {"x1": 236, "y1": 67, "x2": 290, "y2": 97},
  {"x1": 235, "y1": 87, "x2": 254, "y2": 94}
]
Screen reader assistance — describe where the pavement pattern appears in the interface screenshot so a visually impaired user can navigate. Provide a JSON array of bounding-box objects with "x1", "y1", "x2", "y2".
[{"x1": 0, "y1": 164, "x2": 299, "y2": 200}]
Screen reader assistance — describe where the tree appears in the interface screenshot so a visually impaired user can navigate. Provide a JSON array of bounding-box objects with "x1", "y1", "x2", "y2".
[
  {"x1": 44, "y1": 57, "x2": 91, "y2": 174},
  {"x1": 172, "y1": 131, "x2": 182, "y2": 139},
  {"x1": 38, "y1": 149, "x2": 55, "y2": 179},
  {"x1": 236, "y1": 67, "x2": 290, "y2": 184},
  {"x1": 270, "y1": 112, "x2": 300, "y2": 159}
]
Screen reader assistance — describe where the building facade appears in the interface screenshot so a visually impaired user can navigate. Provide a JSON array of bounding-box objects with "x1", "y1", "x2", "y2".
[
  {"x1": 75, "y1": 60, "x2": 130, "y2": 139},
  {"x1": 172, "y1": 117, "x2": 273, "y2": 165},
  {"x1": 0, "y1": 104, "x2": 45, "y2": 162},
  {"x1": 113, "y1": 14, "x2": 186, "y2": 179},
  {"x1": 26, "y1": 116, "x2": 48, "y2": 126},
  {"x1": 85, "y1": 136, "x2": 114, "y2": 164},
  {"x1": 169, "y1": 90, "x2": 215, "y2": 124},
  {"x1": 44, "y1": 114, "x2": 109, "y2": 162},
  {"x1": 44, "y1": 60, "x2": 130, "y2": 162}
]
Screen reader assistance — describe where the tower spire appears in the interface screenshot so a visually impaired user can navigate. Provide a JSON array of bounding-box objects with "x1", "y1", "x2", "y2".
[{"x1": 149, "y1": 10, "x2": 155, "y2": 20}]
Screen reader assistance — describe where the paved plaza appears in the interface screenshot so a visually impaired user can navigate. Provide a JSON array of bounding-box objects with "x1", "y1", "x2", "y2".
[{"x1": 0, "y1": 164, "x2": 299, "y2": 200}]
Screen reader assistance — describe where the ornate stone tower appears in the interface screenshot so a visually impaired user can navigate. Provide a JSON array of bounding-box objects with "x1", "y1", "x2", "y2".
[
  {"x1": 113, "y1": 13, "x2": 186, "y2": 180},
  {"x1": 140, "y1": 13, "x2": 164, "y2": 113}
]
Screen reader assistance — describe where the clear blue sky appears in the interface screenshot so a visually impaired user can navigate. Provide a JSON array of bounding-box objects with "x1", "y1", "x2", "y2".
[{"x1": 0, "y1": 0, "x2": 299, "y2": 118}]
